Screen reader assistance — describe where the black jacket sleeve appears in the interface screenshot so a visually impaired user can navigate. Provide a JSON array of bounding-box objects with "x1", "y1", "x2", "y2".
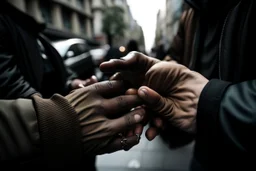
[
  {"x1": 193, "y1": 79, "x2": 256, "y2": 170},
  {"x1": 0, "y1": 52, "x2": 38, "y2": 99},
  {"x1": 0, "y1": 23, "x2": 38, "y2": 99}
]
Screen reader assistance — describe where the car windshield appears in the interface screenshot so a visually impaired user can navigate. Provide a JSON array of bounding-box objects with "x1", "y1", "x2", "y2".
[
  {"x1": 52, "y1": 42, "x2": 70, "y2": 57},
  {"x1": 52, "y1": 39, "x2": 86, "y2": 57}
]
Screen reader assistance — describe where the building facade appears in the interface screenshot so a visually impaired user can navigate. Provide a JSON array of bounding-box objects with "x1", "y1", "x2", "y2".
[
  {"x1": 155, "y1": 8, "x2": 167, "y2": 50},
  {"x1": 154, "y1": 0, "x2": 183, "y2": 52},
  {"x1": 91, "y1": 0, "x2": 115, "y2": 44},
  {"x1": 7, "y1": 0, "x2": 145, "y2": 47},
  {"x1": 92, "y1": 0, "x2": 145, "y2": 49},
  {"x1": 7, "y1": 0, "x2": 93, "y2": 40},
  {"x1": 165, "y1": 0, "x2": 183, "y2": 45}
]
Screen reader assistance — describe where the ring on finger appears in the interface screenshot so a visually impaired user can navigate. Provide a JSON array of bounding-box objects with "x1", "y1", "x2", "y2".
[
  {"x1": 118, "y1": 133, "x2": 124, "y2": 138},
  {"x1": 120, "y1": 137, "x2": 129, "y2": 151},
  {"x1": 136, "y1": 134, "x2": 141, "y2": 142}
]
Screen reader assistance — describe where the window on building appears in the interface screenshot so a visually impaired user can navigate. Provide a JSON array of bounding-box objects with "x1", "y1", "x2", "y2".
[
  {"x1": 25, "y1": 0, "x2": 30, "y2": 12},
  {"x1": 65, "y1": 43, "x2": 88, "y2": 58},
  {"x1": 76, "y1": 0, "x2": 84, "y2": 9},
  {"x1": 40, "y1": 1, "x2": 52, "y2": 24},
  {"x1": 79, "y1": 16, "x2": 86, "y2": 35},
  {"x1": 86, "y1": 0, "x2": 92, "y2": 14},
  {"x1": 89, "y1": 0, "x2": 92, "y2": 8},
  {"x1": 62, "y1": 8, "x2": 72, "y2": 30},
  {"x1": 114, "y1": 0, "x2": 123, "y2": 6}
]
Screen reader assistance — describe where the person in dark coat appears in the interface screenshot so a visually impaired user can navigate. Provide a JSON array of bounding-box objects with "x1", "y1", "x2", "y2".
[
  {"x1": 0, "y1": 1, "x2": 97, "y2": 169},
  {"x1": 100, "y1": 0, "x2": 256, "y2": 170},
  {"x1": 126, "y1": 39, "x2": 139, "y2": 53},
  {"x1": 0, "y1": 1, "x2": 96, "y2": 99}
]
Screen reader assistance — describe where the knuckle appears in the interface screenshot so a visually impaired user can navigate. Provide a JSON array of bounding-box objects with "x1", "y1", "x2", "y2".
[
  {"x1": 106, "y1": 121, "x2": 118, "y2": 134},
  {"x1": 93, "y1": 83, "x2": 101, "y2": 91},
  {"x1": 104, "y1": 121, "x2": 113, "y2": 133},
  {"x1": 125, "y1": 114, "x2": 133, "y2": 127},
  {"x1": 110, "y1": 59, "x2": 122, "y2": 64},
  {"x1": 129, "y1": 51, "x2": 140, "y2": 56},
  {"x1": 107, "y1": 81, "x2": 114, "y2": 88},
  {"x1": 134, "y1": 108, "x2": 145, "y2": 116},
  {"x1": 94, "y1": 100, "x2": 105, "y2": 114},
  {"x1": 116, "y1": 96, "x2": 126, "y2": 107}
]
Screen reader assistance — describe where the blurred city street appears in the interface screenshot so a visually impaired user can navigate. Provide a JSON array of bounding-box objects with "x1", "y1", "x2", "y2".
[
  {"x1": 0, "y1": 0, "x2": 254, "y2": 170},
  {"x1": 97, "y1": 125, "x2": 194, "y2": 171}
]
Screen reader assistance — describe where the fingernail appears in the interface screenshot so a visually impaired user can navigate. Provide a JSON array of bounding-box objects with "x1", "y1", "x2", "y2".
[
  {"x1": 109, "y1": 59, "x2": 117, "y2": 63},
  {"x1": 134, "y1": 114, "x2": 142, "y2": 122},
  {"x1": 112, "y1": 73, "x2": 119, "y2": 79},
  {"x1": 91, "y1": 75, "x2": 97, "y2": 80},
  {"x1": 78, "y1": 83, "x2": 85, "y2": 88},
  {"x1": 139, "y1": 89, "x2": 147, "y2": 97},
  {"x1": 122, "y1": 52, "x2": 134, "y2": 60}
]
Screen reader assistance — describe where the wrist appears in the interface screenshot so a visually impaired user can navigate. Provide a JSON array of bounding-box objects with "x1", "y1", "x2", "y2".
[
  {"x1": 66, "y1": 79, "x2": 73, "y2": 91},
  {"x1": 32, "y1": 94, "x2": 83, "y2": 166},
  {"x1": 196, "y1": 79, "x2": 231, "y2": 136}
]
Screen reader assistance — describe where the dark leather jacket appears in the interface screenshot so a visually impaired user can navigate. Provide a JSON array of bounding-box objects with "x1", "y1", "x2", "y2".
[{"x1": 170, "y1": 0, "x2": 256, "y2": 170}]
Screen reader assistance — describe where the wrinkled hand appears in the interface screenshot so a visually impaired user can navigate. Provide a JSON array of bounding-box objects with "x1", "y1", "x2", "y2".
[
  {"x1": 100, "y1": 52, "x2": 208, "y2": 142},
  {"x1": 71, "y1": 75, "x2": 98, "y2": 89},
  {"x1": 65, "y1": 80, "x2": 145, "y2": 155},
  {"x1": 101, "y1": 52, "x2": 160, "y2": 88}
]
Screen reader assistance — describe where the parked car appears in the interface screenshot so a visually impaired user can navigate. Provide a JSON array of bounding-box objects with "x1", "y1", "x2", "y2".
[{"x1": 51, "y1": 38, "x2": 108, "y2": 80}]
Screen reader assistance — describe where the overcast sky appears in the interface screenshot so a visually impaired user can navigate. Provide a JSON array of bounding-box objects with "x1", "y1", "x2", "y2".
[{"x1": 127, "y1": 0, "x2": 166, "y2": 53}]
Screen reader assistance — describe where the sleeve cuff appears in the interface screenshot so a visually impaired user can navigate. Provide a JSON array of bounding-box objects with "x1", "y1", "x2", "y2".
[
  {"x1": 32, "y1": 94, "x2": 83, "y2": 167},
  {"x1": 194, "y1": 79, "x2": 231, "y2": 166},
  {"x1": 197, "y1": 79, "x2": 231, "y2": 124}
]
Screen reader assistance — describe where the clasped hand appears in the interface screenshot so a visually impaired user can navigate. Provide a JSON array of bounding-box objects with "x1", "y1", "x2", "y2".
[
  {"x1": 65, "y1": 80, "x2": 146, "y2": 155},
  {"x1": 100, "y1": 52, "x2": 208, "y2": 147}
]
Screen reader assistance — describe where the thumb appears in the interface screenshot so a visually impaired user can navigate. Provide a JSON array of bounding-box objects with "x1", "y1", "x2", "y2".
[{"x1": 138, "y1": 86, "x2": 170, "y2": 114}]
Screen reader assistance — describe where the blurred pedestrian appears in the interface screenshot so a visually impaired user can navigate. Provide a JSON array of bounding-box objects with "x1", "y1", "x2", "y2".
[
  {"x1": 125, "y1": 39, "x2": 139, "y2": 54},
  {"x1": 155, "y1": 41, "x2": 167, "y2": 61}
]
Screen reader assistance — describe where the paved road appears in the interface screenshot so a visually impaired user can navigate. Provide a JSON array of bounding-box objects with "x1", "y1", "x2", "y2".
[{"x1": 96, "y1": 125, "x2": 194, "y2": 171}]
